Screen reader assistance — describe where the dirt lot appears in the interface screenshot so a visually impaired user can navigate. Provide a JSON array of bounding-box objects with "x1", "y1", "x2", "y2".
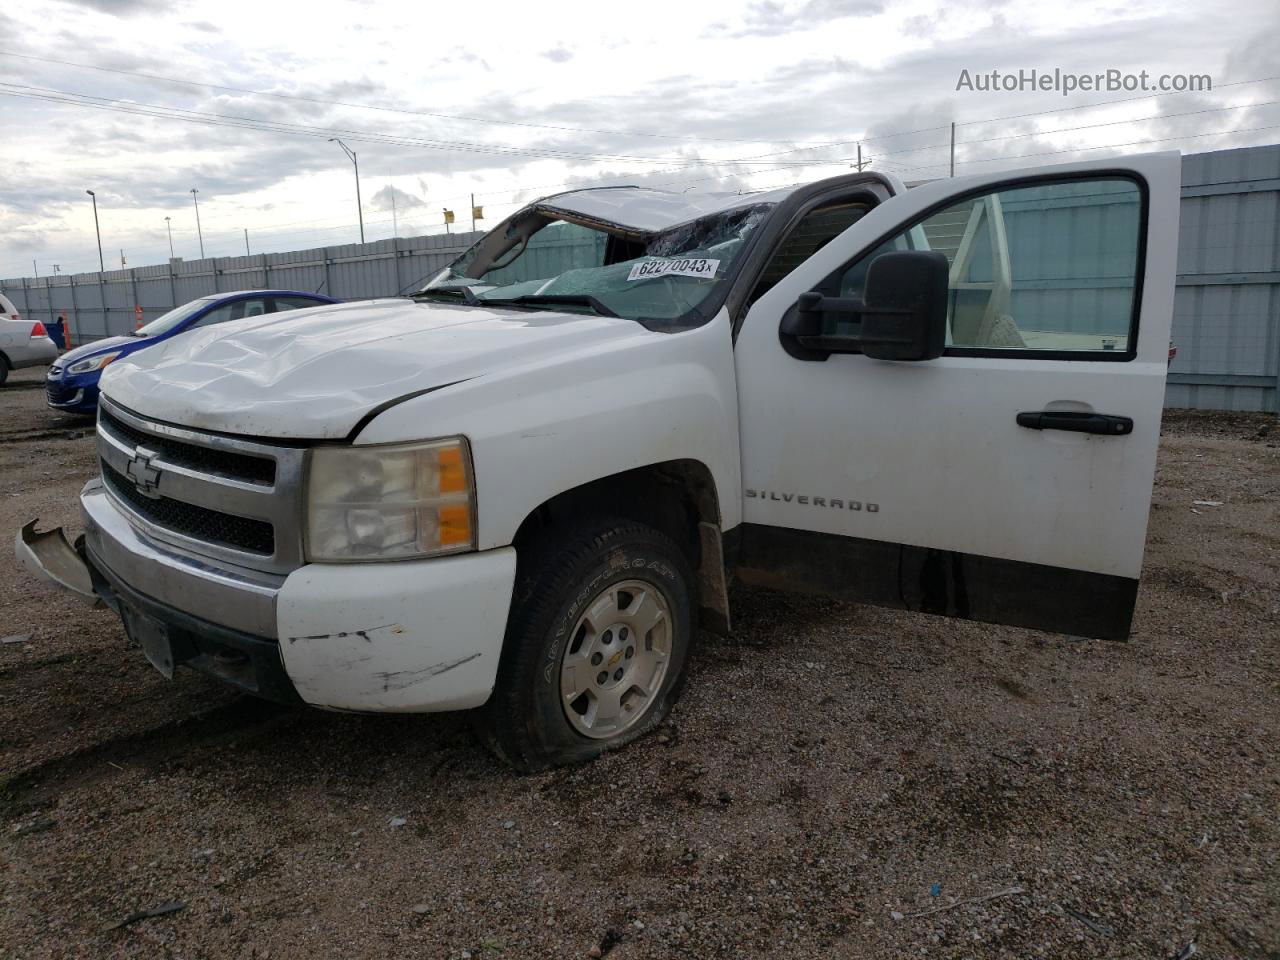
[{"x1": 1, "y1": 363, "x2": 1276, "y2": 960}]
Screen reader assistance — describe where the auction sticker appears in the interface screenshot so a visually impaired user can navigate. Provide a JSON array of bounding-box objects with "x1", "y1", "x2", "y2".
[{"x1": 627, "y1": 258, "x2": 720, "y2": 281}]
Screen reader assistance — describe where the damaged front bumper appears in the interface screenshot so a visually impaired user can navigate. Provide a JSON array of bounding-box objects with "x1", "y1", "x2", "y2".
[
  {"x1": 15, "y1": 479, "x2": 518, "y2": 713},
  {"x1": 15, "y1": 520, "x2": 99, "y2": 605},
  {"x1": 17, "y1": 485, "x2": 302, "y2": 705}
]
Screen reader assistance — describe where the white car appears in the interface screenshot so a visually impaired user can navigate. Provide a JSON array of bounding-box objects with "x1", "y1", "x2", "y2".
[
  {"x1": 18, "y1": 152, "x2": 1180, "y2": 771},
  {"x1": 0, "y1": 293, "x2": 58, "y2": 385}
]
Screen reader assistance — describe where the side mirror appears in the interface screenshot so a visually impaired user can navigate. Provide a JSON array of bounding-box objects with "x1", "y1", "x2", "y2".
[
  {"x1": 860, "y1": 250, "x2": 949, "y2": 361},
  {"x1": 780, "y1": 250, "x2": 949, "y2": 361}
]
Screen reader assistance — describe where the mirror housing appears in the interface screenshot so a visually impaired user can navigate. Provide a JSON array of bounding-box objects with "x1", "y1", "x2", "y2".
[
  {"x1": 781, "y1": 250, "x2": 950, "y2": 362},
  {"x1": 860, "y1": 250, "x2": 949, "y2": 361}
]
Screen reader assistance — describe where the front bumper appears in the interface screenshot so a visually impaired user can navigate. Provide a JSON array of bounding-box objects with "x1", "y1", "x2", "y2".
[
  {"x1": 17, "y1": 480, "x2": 518, "y2": 713},
  {"x1": 89, "y1": 550, "x2": 304, "y2": 705},
  {"x1": 46, "y1": 376, "x2": 98, "y2": 412}
]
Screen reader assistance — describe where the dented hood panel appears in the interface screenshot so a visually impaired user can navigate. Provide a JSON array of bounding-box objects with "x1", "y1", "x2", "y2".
[{"x1": 99, "y1": 297, "x2": 644, "y2": 440}]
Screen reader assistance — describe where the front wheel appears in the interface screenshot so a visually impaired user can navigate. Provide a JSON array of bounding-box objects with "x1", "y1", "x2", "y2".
[{"x1": 477, "y1": 520, "x2": 694, "y2": 771}]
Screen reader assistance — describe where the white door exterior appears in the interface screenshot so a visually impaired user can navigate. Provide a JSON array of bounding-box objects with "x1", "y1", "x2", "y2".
[{"x1": 733, "y1": 153, "x2": 1180, "y2": 640}]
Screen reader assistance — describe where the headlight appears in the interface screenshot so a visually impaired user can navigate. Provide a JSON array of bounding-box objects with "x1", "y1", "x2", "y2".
[
  {"x1": 305, "y1": 437, "x2": 475, "y2": 561},
  {"x1": 67, "y1": 351, "x2": 121, "y2": 375}
]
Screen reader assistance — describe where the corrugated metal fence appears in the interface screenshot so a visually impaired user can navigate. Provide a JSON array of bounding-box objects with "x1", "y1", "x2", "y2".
[
  {"x1": 1167, "y1": 146, "x2": 1280, "y2": 411},
  {"x1": 3, "y1": 230, "x2": 484, "y2": 345},
  {"x1": 4, "y1": 144, "x2": 1279, "y2": 411}
]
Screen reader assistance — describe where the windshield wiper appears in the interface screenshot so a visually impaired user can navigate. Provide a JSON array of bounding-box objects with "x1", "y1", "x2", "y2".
[
  {"x1": 414, "y1": 285, "x2": 482, "y2": 306},
  {"x1": 479, "y1": 293, "x2": 620, "y2": 318}
]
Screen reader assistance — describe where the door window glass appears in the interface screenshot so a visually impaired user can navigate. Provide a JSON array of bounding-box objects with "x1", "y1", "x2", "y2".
[
  {"x1": 271, "y1": 296, "x2": 327, "y2": 312},
  {"x1": 190, "y1": 298, "x2": 269, "y2": 328},
  {"x1": 836, "y1": 177, "x2": 1143, "y2": 354}
]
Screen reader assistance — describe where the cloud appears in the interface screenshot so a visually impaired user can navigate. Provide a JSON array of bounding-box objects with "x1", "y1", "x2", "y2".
[
  {"x1": 719, "y1": 0, "x2": 884, "y2": 37},
  {"x1": 1224, "y1": 21, "x2": 1280, "y2": 80},
  {"x1": 54, "y1": 0, "x2": 178, "y2": 14},
  {"x1": 533, "y1": 160, "x2": 757, "y2": 206},
  {"x1": 371, "y1": 184, "x2": 426, "y2": 211},
  {"x1": 4, "y1": 0, "x2": 1276, "y2": 277}
]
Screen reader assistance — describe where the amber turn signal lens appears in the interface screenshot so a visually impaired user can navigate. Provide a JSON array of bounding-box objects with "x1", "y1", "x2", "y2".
[
  {"x1": 438, "y1": 446, "x2": 467, "y2": 493},
  {"x1": 438, "y1": 504, "x2": 471, "y2": 545}
]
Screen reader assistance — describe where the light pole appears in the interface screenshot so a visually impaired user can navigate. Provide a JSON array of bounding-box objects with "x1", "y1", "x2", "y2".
[
  {"x1": 164, "y1": 216, "x2": 174, "y2": 258},
  {"x1": 86, "y1": 190, "x2": 104, "y2": 272},
  {"x1": 329, "y1": 138, "x2": 365, "y2": 244},
  {"x1": 190, "y1": 188, "x2": 205, "y2": 258}
]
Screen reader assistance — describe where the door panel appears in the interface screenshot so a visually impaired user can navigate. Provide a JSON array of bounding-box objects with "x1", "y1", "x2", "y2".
[{"x1": 733, "y1": 153, "x2": 1180, "y2": 640}]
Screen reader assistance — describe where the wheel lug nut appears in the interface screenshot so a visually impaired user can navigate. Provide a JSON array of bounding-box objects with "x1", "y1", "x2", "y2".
[
  {"x1": 591, "y1": 652, "x2": 603, "y2": 666},
  {"x1": 602, "y1": 630, "x2": 612, "y2": 644},
  {"x1": 613, "y1": 668, "x2": 624, "y2": 681},
  {"x1": 619, "y1": 627, "x2": 628, "y2": 640},
  {"x1": 596, "y1": 671, "x2": 608, "y2": 685},
  {"x1": 625, "y1": 646, "x2": 634, "y2": 659}
]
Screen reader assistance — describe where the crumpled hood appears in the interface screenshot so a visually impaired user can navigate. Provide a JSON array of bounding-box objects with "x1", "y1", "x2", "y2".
[
  {"x1": 99, "y1": 298, "x2": 646, "y2": 439},
  {"x1": 59, "y1": 335, "x2": 138, "y2": 367}
]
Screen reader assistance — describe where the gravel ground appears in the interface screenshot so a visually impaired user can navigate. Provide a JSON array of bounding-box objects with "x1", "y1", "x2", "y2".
[{"x1": 1, "y1": 364, "x2": 1276, "y2": 960}]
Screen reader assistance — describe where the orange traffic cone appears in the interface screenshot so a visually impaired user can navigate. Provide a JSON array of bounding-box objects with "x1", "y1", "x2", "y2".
[{"x1": 135, "y1": 304, "x2": 144, "y2": 329}]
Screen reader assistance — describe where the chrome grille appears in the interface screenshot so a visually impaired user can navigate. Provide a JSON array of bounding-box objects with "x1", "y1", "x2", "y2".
[
  {"x1": 100, "y1": 408, "x2": 275, "y2": 485},
  {"x1": 102, "y1": 461, "x2": 275, "y2": 554},
  {"x1": 96, "y1": 396, "x2": 306, "y2": 574}
]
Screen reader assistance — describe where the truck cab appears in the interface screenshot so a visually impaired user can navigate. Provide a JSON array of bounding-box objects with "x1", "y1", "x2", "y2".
[{"x1": 17, "y1": 153, "x2": 1180, "y2": 771}]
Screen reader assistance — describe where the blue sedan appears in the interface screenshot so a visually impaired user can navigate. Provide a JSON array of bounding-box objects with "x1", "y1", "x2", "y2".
[{"x1": 46, "y1": 290, "x2": 340, "y2": 415}]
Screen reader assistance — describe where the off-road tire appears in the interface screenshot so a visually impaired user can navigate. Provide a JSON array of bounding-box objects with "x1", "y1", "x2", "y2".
[{"x1": 476, "y1": 519, "x2": 694, "y2": 772}]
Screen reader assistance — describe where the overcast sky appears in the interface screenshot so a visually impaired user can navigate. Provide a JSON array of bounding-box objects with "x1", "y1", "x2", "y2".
[{"x1": 1, "y1": 0, "x2": 1278, "y2": 276}]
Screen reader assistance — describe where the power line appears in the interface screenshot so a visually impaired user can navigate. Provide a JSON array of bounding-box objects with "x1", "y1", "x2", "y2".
[
  {"x1": 809, "y1": 97, "x2": 1280, "y2": 168},
  {"x1": 6, "y1": 71, "x2": 1276, "y2": 205},
  {"x1": 0, "y1": 51, "x2": 842, "y2": 146},
  {"x1": 15, "y1": 49, "x2": 1276, "y2": 167},
  {"x1": 738, "y1": 74, "x2": 1280, "y2": 160},
  {"x1": 7, "y1": 71, "x2": 1280, "y2": 274},
  {"x1": 880, "y1": 121, "x2": 1280, "y2": 175},
  {"x1": 0, "y1": 82, "x2": 828, "y2": 168},
  {"x1": 461, "y1": 95, "x2": 1279, "y2": 205}
]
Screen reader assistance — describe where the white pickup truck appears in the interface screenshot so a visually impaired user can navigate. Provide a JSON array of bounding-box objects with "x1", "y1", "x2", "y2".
[{"x1": 17, "y1": 153, "x2": 1179, "y2": 770}]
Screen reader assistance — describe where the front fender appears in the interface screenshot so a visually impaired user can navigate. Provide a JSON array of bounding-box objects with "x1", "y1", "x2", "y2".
[{"x1": 354, "y1": 308, "x2": 743, "y2": 548}]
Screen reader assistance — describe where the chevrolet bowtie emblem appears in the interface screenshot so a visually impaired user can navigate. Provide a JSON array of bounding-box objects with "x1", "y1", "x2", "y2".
[
  {"x1": 607, "y1": 650, "x2": 624, "y2": 668},
  {"x1": 126, "y1": 448, "x2": 163, "y2": 498}
]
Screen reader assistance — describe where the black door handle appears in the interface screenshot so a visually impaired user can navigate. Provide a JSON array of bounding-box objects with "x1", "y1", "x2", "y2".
[{"x1": 1016, "y1": 411, "x2": 1134, "y2": 435}]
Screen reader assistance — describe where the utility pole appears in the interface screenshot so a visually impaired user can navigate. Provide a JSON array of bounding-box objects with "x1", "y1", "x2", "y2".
[
  {"x1": 851, "y1": 144, "x2": 871, "y2": 172},
  {"x1": 391, "y1": 188, "x2": 398, "y2": 237},
  {"x1": 86, "y1": 190, "x2": 104, "y2": 272},
  {"x1": 120, "y1": 249, "x2": 127, "y2": 268},
  {"x1": 164, "y1": 216, "x2": 174, "y2": 257},
  {"x1": 471, "y1": 193, "x2": 476, "y2": 233},
  {"x1": 32, "y1": 259, "x2": 37, "y2": 277},
  {"x1": 244, "y1": 228, "x2": 250, "y2": 255},
  {"x1": 328, "y1": 138, "x2": 365, "y2": 243},
  {"x1": 949, "y1": 122, "x2": 956, "y2": 177},
  {"x1": 191, "y1": 188, "x2": 205, "y2": 258}
]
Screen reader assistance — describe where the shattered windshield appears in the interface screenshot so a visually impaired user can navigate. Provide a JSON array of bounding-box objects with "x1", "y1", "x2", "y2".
[{"x1": 419, "y1": 203, "x2": 772, "y2": 329}]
